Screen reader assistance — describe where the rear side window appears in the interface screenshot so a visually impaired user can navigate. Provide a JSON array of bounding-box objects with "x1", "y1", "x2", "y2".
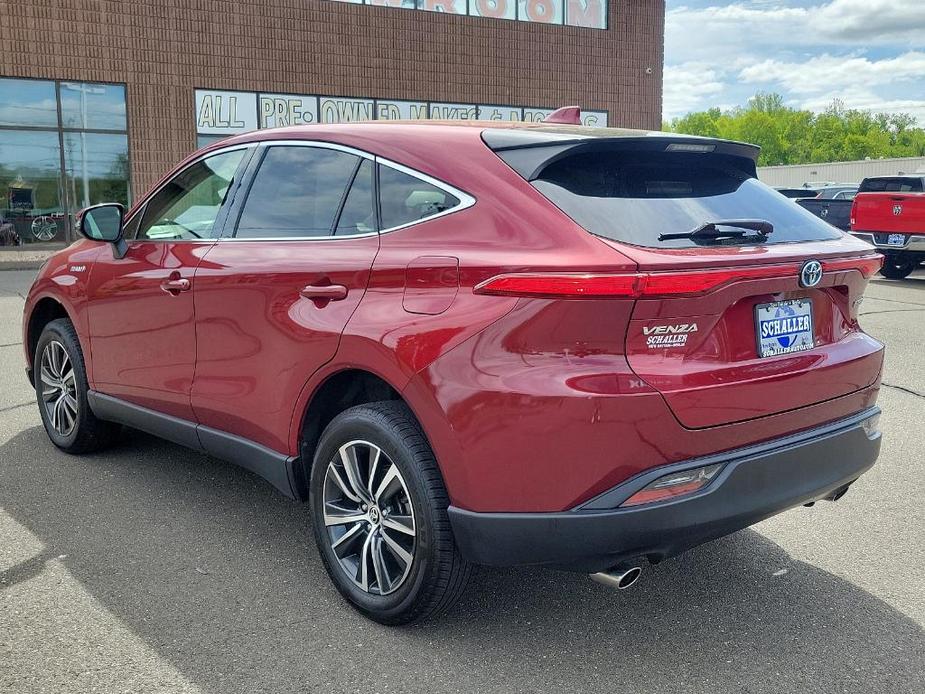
[
  {"x1": 530, "y1": 151, "x2": 842, "y2": 248},
  {"x1": 378, "y1": 165, "x2": 460, "y2": 230},
  {"x1": 236, "y1": 146, "x2": 360, "y2": 238}
]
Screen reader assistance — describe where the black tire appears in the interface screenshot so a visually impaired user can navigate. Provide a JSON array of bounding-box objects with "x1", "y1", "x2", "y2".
[
  {"x1": 879, "y1": 258, "x2": 916, "y2": 280},
  {"x1": 34, "y1": 318, "x2": 120, "y2": 454},
  {"x1": 309, "y1": 401, "x2": 471, "y2": 625}
]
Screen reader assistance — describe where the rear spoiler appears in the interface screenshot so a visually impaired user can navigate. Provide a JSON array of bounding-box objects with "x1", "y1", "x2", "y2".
[{"x1": 481, "y1": 131, "x2": 760, "y2": 181}]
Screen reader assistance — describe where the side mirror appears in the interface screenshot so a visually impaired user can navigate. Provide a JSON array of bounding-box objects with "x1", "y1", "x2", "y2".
[{"x1": 76, "y1": 203, "x2": 128, "y2": 259}]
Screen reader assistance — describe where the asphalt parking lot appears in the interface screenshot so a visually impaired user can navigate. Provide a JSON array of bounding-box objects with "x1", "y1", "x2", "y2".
[{"x1": 1, "y1": 267, "x2": 923, "y2": 694}]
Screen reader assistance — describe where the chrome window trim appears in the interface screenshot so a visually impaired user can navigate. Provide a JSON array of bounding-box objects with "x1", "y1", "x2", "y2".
[
  {"x1": 213, "y1": 139, "x2": 476, "y2": 242},
  {"x1": 218, "y1": 231, "x2": 379, "y2": 242},
  {"x1": 238, "y1": 138, "x2": 374, "y2": 159}
]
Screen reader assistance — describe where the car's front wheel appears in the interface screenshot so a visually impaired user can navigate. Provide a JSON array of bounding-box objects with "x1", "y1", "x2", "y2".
[
  {"x1": 34, "y1": 318, "x2": 119, "y2": 453},
  {"x1": 309, "y1": 401, "x2": 471, "y2": 625}
]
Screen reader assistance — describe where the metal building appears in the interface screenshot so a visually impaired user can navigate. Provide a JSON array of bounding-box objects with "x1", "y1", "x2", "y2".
[{"x1": 758, "y1": 156, "x2": 925, "y2": 187}]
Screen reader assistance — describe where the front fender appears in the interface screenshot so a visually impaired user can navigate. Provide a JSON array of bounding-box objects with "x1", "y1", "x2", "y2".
[{"x1": 22, "y1": 242, "x2": 103, "y2": 383}]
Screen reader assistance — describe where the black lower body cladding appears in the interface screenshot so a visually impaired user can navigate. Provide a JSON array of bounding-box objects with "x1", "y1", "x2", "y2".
[{"x1": 449, "y1": 409, "x2": 882, "y2": 573}]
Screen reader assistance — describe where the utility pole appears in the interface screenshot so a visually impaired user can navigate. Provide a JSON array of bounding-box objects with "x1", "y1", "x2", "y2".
[{"x1": 62, "y1": 82, "x2": 105, "y2": 208}]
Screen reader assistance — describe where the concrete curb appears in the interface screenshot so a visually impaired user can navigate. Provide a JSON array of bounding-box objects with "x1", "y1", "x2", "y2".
[{"x1": 0, "y1": 261, "x2": 45, "y2": 272}]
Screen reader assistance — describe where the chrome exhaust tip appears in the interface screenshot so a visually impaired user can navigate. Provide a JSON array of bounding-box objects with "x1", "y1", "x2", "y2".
[
  {"x1": 824, "y1": 483, "x2": 851, "y2": 502},
  {"x1": 590, "y1": 563, "x2": 643, "y2": 590}
]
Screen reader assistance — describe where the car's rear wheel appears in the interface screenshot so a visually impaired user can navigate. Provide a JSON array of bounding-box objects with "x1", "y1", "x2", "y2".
[
  {"x1": 309, "y1": 401, "x2": 471, "y2": 625},
  {"x1": 879, "y1": 258, "x2": 917, "y2": 280},
  {"x1": 35, "y1": 318, "x2": 119, "y2": 453}
]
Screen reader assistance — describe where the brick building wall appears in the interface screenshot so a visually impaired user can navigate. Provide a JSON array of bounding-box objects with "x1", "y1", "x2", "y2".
[{"x1": 0, "y1": 0, "x2": 664, "y2": 196}]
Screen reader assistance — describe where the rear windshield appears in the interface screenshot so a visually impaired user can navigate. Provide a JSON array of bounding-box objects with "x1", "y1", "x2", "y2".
[
  {"x1": 531, "y1": 151, "x2": 843, "y2": 248},
  {"x1": 859, "y1": 177, "x2": 924, "y2": 193}
]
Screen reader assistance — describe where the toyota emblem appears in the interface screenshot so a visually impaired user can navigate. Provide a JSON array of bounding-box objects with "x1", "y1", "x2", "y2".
[{"x1": 800, "y1": 259, "x2": 823, "y2": 288}]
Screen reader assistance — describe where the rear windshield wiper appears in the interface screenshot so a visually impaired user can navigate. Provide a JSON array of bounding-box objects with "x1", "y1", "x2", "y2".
[{"x1": 659, "y1": 219, "x2": 774, "y2": 242}]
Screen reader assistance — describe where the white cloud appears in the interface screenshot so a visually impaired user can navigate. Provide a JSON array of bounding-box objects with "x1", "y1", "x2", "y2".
[
  {"x1": 815, "y1": 0, "x2": 925, "y2": 42},
  {"x1": 740, "y1": 52, "x2": 925, "y2": 94},
  {"x1": 664, "y1": 0, "x2": 925, "y2": 121},
  {"x1": 666, "y1": 0, "x2": 925, "y2": 59},
  {"x1": 665, "y1": 3, "x2": 811, "y2": 65},
  {"x1": 663, "y1": 63, "x2": 725, "y2": 119}
]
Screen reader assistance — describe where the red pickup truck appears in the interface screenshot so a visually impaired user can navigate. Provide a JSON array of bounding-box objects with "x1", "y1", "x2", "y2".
[{"x1": 851, "y1": 175, "x2": 925, "y2": 279}]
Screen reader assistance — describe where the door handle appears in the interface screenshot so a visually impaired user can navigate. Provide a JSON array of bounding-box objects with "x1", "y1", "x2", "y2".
[
  {"x1": 300, "y1": 284, "x2": 348, "y2": 302},
  {"x1": 160, "y1": 277, "x2": 191, "y2": 294}
]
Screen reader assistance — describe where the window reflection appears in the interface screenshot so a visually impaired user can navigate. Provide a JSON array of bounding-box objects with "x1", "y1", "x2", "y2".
[
  {"x1": 63, "y1": 132, "x2": 130, "y2": 209},
  {"x1": 237, "y1": 147, "x2": 360, "y2": 238},
  {"x1": 0, "y1": 78, "x2": 58, "y2": 128},
  {"x1": 60, "y1": 82, "x2": 127, "y2": 130},
  {"x1": 0, "y1": 131, "x2": 65, "y2": 245},
  {"x1": 0, "y1": 77, "x2": 130, "y2": 247}
]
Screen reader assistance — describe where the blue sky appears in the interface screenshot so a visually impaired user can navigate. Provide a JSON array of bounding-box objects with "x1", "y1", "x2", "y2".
[{"x1": 663, "y1": 0, "x2": 925, "y2": 123}]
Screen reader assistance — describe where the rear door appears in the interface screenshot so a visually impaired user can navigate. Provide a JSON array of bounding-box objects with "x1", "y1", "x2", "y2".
[
  {"x1": 190, "y1": 142, "x2": 380, "y2": 452},
  {"x1": 508, "y1": 138, "x2": 883, "y2": 429}
]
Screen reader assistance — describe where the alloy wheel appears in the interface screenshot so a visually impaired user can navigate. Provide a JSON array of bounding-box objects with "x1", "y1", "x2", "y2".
[
  {"x1": 31, "y1": 216, "x2": 58, "y2": 242},
  {"x1": 322, "y1": 440, "x2": 416, "y2": 596},
  {"x1": 40, "y1": 340, "x2": 78, "y2": 436}
]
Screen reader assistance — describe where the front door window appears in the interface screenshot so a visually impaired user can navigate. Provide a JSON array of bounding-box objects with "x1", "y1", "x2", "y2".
[{"x1": 135, "y1": 149, "x2": 246, "y2": 241}]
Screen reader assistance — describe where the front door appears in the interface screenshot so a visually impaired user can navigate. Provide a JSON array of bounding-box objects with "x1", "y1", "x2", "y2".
[
  {"x1": 86, "y1": 147, "x2": 249, "y2": 420},
  {"x1": 191, "y1": 143, "x2": 380, "y2": 452}
]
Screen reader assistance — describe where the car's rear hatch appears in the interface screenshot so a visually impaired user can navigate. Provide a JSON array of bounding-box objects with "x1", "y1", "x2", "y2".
[
  {"x1": 484, "y1": 127, "x2": 884, "y2": 429},
  {"x1": 607, "y1": 239, "x2": 882, "y2": 428},
  {"x1": 851, "y1": 192, "x2": 925, "y2": 235}
]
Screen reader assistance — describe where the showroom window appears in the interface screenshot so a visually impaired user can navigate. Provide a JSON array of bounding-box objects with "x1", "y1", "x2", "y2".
[{"x1": 0, "y1": 77, "x2": 130, "y2": 247}]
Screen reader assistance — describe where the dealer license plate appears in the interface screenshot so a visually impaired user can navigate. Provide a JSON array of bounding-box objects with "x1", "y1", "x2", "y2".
[
  {"x1": 755, "y1": 299, "x2": 814, "y2": 358},
  {"x1": 887, "y1": 233, "x2": 906, "y2": 247}
]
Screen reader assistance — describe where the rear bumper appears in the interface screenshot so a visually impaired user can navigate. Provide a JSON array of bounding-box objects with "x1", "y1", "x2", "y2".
[
  {"x1": 448, "y1": 408, "x2": 881, "y2": 572},
  {"x1": 852, "y1": 232, "x2": 925, "y2": 253}
]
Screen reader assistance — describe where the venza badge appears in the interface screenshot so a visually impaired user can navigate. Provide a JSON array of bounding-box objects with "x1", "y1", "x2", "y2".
[
  {"x1": 644, "y1": 322, "x2": 698, "y2": 349},
  {"x1": 799, "y1": 259, "x2": 823, "y2": 288}
]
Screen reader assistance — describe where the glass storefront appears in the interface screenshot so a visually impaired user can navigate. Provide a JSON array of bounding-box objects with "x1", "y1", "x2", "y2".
[{"x1": 0, "y1": 77, "x2": 130, "y2": 248}]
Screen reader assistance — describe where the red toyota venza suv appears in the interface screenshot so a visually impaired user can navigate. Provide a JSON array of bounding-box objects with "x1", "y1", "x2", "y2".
[{"x1": 23, "y1": 122, "x2": 884, "y2": 624}]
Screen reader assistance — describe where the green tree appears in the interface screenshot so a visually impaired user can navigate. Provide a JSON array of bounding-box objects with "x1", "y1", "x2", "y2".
[{"x1": 664, "y1": 93, "x2": 925, "y2": 166}]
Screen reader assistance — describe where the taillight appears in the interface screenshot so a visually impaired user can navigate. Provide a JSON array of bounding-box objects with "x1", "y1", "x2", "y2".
[
  {"x1": 822, "y1": 255, "x2": 882, "y2": 278},
  {"x1": 474, "y1": 255, "x2": 882, "y2": 299},
  {"x1": 620, "y1": 463, "x2": 723, "y2": 507},
  {"x1": 471, "y1": 273, "x2": 639, "y2": 299},
  {"x1": 640, "y1": 264, "x2": 794, "y2": 295}
]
